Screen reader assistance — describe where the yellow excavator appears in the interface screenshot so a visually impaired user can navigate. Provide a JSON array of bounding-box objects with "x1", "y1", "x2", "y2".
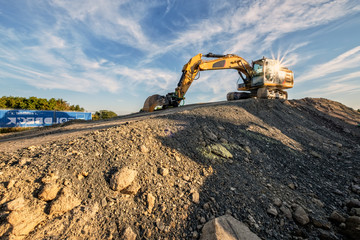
[{"x1": 142, "y1": 53, "x2": 294, "y2": 112}]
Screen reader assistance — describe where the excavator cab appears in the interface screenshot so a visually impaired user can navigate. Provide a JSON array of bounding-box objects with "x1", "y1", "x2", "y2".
[{"x1": 237, "y1": 57, "x2": 294, "y2": 99}]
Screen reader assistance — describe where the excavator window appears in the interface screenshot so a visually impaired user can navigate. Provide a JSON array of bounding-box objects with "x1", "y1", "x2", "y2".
[{"x1": 253, "y1": 63, "x2": 263, "y2": 76}]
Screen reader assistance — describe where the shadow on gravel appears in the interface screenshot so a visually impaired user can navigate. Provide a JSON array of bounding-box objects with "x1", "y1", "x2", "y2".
[{"x1": 155, "y1": 100, "x2": 360, "y2": 239}]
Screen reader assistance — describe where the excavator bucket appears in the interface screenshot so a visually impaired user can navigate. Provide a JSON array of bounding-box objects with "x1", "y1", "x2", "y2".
[{"x1": 141, "y1": 94, "x2": 166, "y2": 112}]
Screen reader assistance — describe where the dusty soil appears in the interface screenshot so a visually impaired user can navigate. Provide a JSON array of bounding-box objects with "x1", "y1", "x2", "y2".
[{"x1": 0, "y1": 98, "x2": 359, "y2": 240}]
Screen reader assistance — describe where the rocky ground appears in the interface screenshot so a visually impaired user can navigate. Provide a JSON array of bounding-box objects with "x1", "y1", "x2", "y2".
[{"x1": 0, "y1": 98, "x2": 359, "y2": 240}]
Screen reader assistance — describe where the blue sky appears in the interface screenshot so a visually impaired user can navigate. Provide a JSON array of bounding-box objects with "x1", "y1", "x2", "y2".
[{"x1": 1, "y1": 0, "x2": 359, "y2": 114}]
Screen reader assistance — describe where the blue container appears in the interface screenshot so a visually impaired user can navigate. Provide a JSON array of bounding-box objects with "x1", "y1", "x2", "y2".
[{"x1": 0, "y1": 109, "x2": 91, "y2": 128}]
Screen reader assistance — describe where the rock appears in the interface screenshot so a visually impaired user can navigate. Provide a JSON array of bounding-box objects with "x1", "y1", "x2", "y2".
[
  {"x1": 7, "y1": 202, "x2": 46, "y2": 237},
  {"x1": 329, "y1": 210, "x2": 346, "y2": 224},
  {"x1": 7, "y1": 179, "x2": 15, "y2": 189},
  {"x1": 159, "y1": 167, "x2": 169, "y2": 176},
  {"x1": 38, "y1": 183, "x2": 60, "y2": 201},
  {"x1": 49, "y1": 187, "x2": 82, "y2": 215},
  {"x1": 192, "y1": 231, "x2": 199, "y2": 239},
  {"x1": 7, "y1": 197, "x2": 27, "y2": 211},
  {"x1": 288, "y1": 183, "x2": 296, "y2": 190},
  {"x1": 192, "y1": 191, "x2": 200, "y2": 204},
  {"x1": 147, "y1": 193, "x2": 155, "y2": 213},
  {"x1": 243, "y1": 146, "x2": 251, "y2": 154},
  {"x1": 120, "y1": 226, "x2": 136, "y2": 240},
  {"x1": 210, "y1": 144, "x2": 233, "y2": 159},
  {"x1": 121, "y1": 181, "x2": 141, "y2": 195},
  {"x1": 200, "y1": 215, "x2": 261, "y2": 240},
  {"x1": 293, "y1": 205, "x2": 309, "y2": 225},
  {"x1": 267, "y1": 206, "x2": 278, "y2": 216},
  {"x1": 203, "y1": 127, "x2": 218, "y2": 141},
  {"x1": 312, "y1": 198, "x2": 325, "y2": 208},
  {"x1": 41, "y1": 171, "x2": 59, "y2": 183},
  {"x1": 349, "y1": 208, "x2": 360, "y2": 216},
  {"x1": 156, "y1": 219, "x2": 165, "y2": 231},
  {"x1": 317, "y1": 229, "x2": 338, "y2": 240},
  {"x1": 19, "y1": 157, "x2": 31, "y2": 166},
  {"x1": 310, "y1": 150, "x2": 321, "y2": 158},
  {"x1": 346, "y1": 199, "x2": 360, "y2": 209},
  {"x1": 139, "y1": 145, "x2": 150, "y2": 153},
  {"x1": 344, "y1": 216, "x2": 360, "y2": 240},
  {"x1": 280, "y1": 205, "x2": 292, "y2": 219},
  {"x1": 203, "y1": 202, "x2": 211, "y2": 210},
  {"x1": 110, "y1": 167, "x2": 138, "y2": 191},
  {"x1": 273, "y1": 198, "x2": 282, "y2": 207},
  {"x1": 351, "y1": 184, "x2": 360, "y2": 194},
  {"x1": 312, "y1": 217, "x2": 331, "y2": 230}
]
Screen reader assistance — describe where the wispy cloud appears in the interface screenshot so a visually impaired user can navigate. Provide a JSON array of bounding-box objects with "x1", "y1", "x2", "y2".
[{"x1": 297, "y1": 45, "x2": 360, "y2": 83}]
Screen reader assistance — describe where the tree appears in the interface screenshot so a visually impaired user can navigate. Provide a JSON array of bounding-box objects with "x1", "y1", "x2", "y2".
[
  {"x1": 92, "y1": 110, "x2": 117, "y2": 120},
  {"x1": 0, "y1": 96, "x2": 85, "y2": 111}
]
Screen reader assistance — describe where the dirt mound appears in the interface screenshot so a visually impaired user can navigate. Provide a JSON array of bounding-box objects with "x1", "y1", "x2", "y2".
[{"x1": 0, "y1": 98, "x2": 359, "y2": 239}]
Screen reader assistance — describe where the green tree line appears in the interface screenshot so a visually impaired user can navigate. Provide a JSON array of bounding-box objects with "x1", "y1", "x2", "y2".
[{"x1": 0, "y1": 96, "x2": 84, "y2": 111}]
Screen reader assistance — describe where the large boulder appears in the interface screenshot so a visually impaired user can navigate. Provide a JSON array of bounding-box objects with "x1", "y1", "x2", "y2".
[{"x1": 200, "y1": 215, "x2": 261, "y2": 240}]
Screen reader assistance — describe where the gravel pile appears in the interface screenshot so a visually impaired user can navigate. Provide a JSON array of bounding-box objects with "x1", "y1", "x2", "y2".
[{"x1": 0, "y1": 98, "x2": 359, "y2": 239}]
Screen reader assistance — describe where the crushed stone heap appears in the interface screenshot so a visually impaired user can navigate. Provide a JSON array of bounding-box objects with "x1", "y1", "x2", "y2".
[{"x1": 0, "y1": 98, "x2": 359, "y2": 239}]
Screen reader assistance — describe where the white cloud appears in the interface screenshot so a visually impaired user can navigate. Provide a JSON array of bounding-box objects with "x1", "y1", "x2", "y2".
[{"x1": 297, "y1": 45, "x2": 360, "y2": 83}]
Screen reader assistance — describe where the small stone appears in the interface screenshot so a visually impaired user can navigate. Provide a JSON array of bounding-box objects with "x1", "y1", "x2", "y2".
[
  {"x1": 156, "y1": 219, "x2": 165, "y2": 231},
  {"x1": 310, "y1": 150, "x2": 321, "y2": 158},
  {"x1": 329, "y1": 210, "x2": 346, "y2": 224},
  {"x1": 182, "y1": 175, "x2": 190, "y2": 181},
  {"x1": 200, "y1": 215, "x2": 261, "y2": 240},
  {"x1": 312, "y1": 198, "x2": 324, "y2": 208},
  {"x1": 312, "y1": 217, "x2": 331, "y2": 230},
  {"x1": 192, "y1": 231, "x2": 199, "y2": 239},
  {"x1": 175, "y1": 156, "x2": 181, "y2": 162},
  {"x1": 350, "y1": 208, "x2": 360, "y2": 216},
  {"x1": 293, "y1": 205, "x2": 309, "y2": 225},
  {"x1": 77, "y1": 173, "x2": 84, "y2": 180},
  {"x1": 38, "y1": 183, "x2": 60, "y2": 201},
  {"x1": 346, "y1": 199, "x2": 360, "y2": 209},
  {"x1": 210, "y1": 144, "x2": 233, "y2": 159},
  {"x1": 147, "y1": 193, "x2": 155, "y2": 213},
  {"x1": 334, "y1": 142, "x2": 342, "y2": 148},
  {"x1": 273, "y1": 198, "x2": 282, "y2": 207},
  {"x1": 101, "y1": 197, "x2": 107, "y2": 208},
  {"x1": 192, "y1": 191, "x2": 200, "y2": 204},
  {"x1": 351, "y1": 185, "x2": 360, "y2": 194},
  {"x1": 267, "y1": 206, "x2": 278, "y2": 216},
  {"x1": 243, "y1": 146, "x2": 251, "y2": 154},
  {"x1": 280, "y1": 206, "x2": 292, "y2": 219},
  {"x1": 159, "y1": 167, "x2": 169, "y2": 176},
  {"x1": 139, "y1": 145, "x2": 150, "y2": 153},
  {"x1": 344, "y1": 216, "x2": 360, "y2": 239},
  {"x1": 49, "y1": 187, "x2": 82, "y2": 215},
  {"x1": 7, "y1": 179, "x2": 15, "y2": 189},
  {"x1": 110, "y1": 167, "x2": 138, "y2": 191},
  {"x1": 200, "y1": 217, "x2": 206, "y2": 224},
  {"x1": 288, "y1": 183, "x2": 296, "y2": 190},
  {"x1": 121, "y1": 181, "x2": 141, "y2": 195},
  {"x1": 121, "y1": 226, "x2": 136, "y2": 240},
  {"x1": 19, "y1": 157, "x2": 31, "y2": 166},
  {"x1": 203, "y1": 202, "x2": 210, "y2": 210}
]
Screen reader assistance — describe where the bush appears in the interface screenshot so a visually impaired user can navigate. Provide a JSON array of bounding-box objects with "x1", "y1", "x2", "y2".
[{"x1": 92, "y1": 110, "x2": 117, "y2": 120}]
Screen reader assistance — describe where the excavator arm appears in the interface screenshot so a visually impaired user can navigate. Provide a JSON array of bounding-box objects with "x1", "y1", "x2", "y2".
[{"x1": 142, "y1": 53, "x2": 254, "y2": 112}]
